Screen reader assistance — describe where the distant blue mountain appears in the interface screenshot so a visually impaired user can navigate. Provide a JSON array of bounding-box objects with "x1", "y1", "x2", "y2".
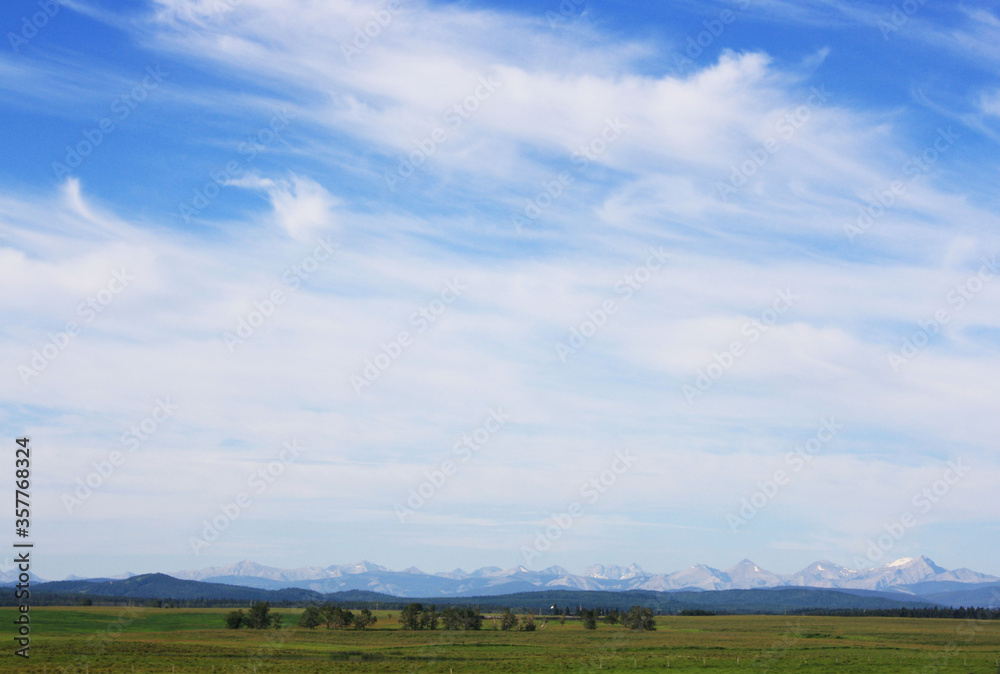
[{"x1": 160, "y1": 556, "x2": 998, "y2": 598}]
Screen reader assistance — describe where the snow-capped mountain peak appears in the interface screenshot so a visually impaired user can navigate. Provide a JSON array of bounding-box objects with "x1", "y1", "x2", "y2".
[
  {"x1": 160, "y1": 555, "x2": 998, "y2": 598},
  {"x1": 725, "y1": 559, "x2": 784, "y2": 588},
  {"x1": 340, "y1": 560, "x2": 388, "y2": 575},
  {"x1": 583, "y1": 563, "x2": 646, "y2": 580}
]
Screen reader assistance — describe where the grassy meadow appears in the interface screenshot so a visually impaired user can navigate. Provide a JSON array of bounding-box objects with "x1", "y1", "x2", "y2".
[{"x1": 2, "y1": 606, "x2": 999, "y2": 672}]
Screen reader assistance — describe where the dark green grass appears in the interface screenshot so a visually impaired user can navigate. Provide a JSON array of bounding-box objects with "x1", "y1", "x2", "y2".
[{"x1": 2, "y1": 608, "x2": 999, "y2": 672}]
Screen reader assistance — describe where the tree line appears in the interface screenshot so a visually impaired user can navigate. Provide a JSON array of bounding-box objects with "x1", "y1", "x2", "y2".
[
  {"x1": 393, "y1": 603, "x2": 655, "y2": 631},
  {"x1": 228, "y1": 601, "x2": 658, "y2": 632},
  {"x1": 225, "y1": 601, "x2": 283, "y2": 629},
  {"x1": 224, "y1": 601, "x2": 377, "y2": 631},
  {"x1": 578, "y1": 606, "x2": 655, "y2": 630},
  {"x1": 399, "y1": 604, "x2": 489, "y2": 630},
  {"x1": 296, "y1": 603, "x2": 377, "y2": 630}
]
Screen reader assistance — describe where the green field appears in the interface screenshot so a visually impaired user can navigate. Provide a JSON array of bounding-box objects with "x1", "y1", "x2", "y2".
[{"x1": 3, "y1": 607, "x2": 999, "y2": 672}]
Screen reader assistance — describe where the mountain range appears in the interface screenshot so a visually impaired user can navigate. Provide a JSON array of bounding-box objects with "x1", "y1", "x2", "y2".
[
  {"x1": 21, "y1": 574, "x2": 955, "y2": 614},
  {"x1": 147, "y1": 556, "x2": 1000, "y2": 601}
]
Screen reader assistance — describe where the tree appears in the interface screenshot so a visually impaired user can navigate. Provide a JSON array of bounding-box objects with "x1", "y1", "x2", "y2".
[
  {"x1": 581, "y1": 608, "x2": 598, "y2": 630},
  {"x1": 323, "y1": 604, "x2": 354, "y2": 629},
  {"x1": 440, "y1": 607, "x2": 460, "y2": 630},
  {"x1": 354, "y1": 608, "x2": 376, "y2": 630},
  {"x1": 298, "y1": 605, "x2": 324, "y2": 629},
  {"x1": 419, "y1": 606, "x2": 438, "y2": 630},
  {"x1": 338, "y1": 609, "x2": 355, "y2": 629},
  {"x1": 622, "y1": 606, "x2": 655, "y2": 631},
  {"x1": 500, "y1": 608, "x2": 519, "y2": 631},
  {"x1": 245, "y1": 601, "x2": 275, "y2": 629},
  {"x1": 441, "y1": 607, "x2": 482, "y2": 631},
  {"x1": 606, "y1": 608, "x2": 620, "y2": 625},
  {"x1": 521, "y1": 613, "x2": 536, "y2": 631},
  {"x1": 400, "y1": 603, "x2": 439, "y2": 630},
  {"x1": 400, "y1": 603, "x2": 424, "y2": 630},
  {"x1": 225, "y1": 609, "x2": 245, "y2": 629},
  {"x1": 322, "y1": 603, "x2": 336, "y2": 629}
]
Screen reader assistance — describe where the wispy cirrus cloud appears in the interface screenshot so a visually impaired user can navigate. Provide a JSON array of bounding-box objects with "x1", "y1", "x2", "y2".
[{"x1": 1, "y1": 0, "x2": 999, "y2": 579}]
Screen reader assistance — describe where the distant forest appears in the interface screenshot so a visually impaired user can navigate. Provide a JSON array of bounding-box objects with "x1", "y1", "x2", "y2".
[{"x1": 4, "y1": 591, "x2": 998, "y2": 620}]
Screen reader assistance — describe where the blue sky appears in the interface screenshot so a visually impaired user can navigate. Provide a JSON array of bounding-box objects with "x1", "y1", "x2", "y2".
[{"x1": 2, "y1": 0, "x2": 999, "y2": 581}]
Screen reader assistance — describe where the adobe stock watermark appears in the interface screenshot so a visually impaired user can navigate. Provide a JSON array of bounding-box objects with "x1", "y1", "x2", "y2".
[
  {"x1": 223, "y1": 236, "x2": 338, "y2": 353},
  {"x1": 670, "y1": 0, "x2": 751, "y2": 74},
  {"x1": 178, "y1": 107, "x2": 293, "y2": 223},
  {"x1": 921, "y1": 594, "x2": 1000, "y2": 674},
  {"x1": 545, "y1": 0, "x2": 584, "y2": 28},
  {"x1": 512, "y1": 116, "x2": 627, "y2": 234},
  {"x1": 204, "y1": 0, "x2": 244, "y2": 16},
  {"x1": 62, "y1": 398, "x2": 179, "y2": 514},
  {"x1": 851, "y1": 459, "x2": 970, "y2": 567},
  {"x1": 54, "y1": 604, "x2": 147, "y2": 673},
  {"x1": 520, "y1": 450, "x2": 637, "y2": 565},
  {"x1": 383, "y1": 75, "x2": 502, "y2": 190},
  {"x1": 237, "y1": 622, "x2": 296, "y2": 673},
  {"x1": 158, "y1": 0, "x2": 244, "y2": 22},
  {"x1": 716, "y1": 86, "x2": 830, "y2": 200},
  {"x1": 682, "y1": 288, "x2": 800, "y2": 405},
  {"x1": 189, "y1": 440, "x2": 303, "y2": 554},
  {"x1": 52, "y1": 65, "x2": 168, "y2": 179},
  {"x1": 886, "y1": 255, "x2": 997, "y2": 371},
  {"x1": 394, "y1": 408, "x2": 509, "y2": 523},
  {"x1": 341, "y1": 0, "x2": 403, "y2": 62},
  {"x1": 18, "y1": 268, "x2": 135, "y2": 384},
  {"x1": 555, "y1": 247, "x2": 669, "y2": 362},
  {"x1": 877, "y1": 0, "x2": 928, "y2": 40},
  {"x1": 844, "y1": 127, "x2": 960, "y2": 242},
  {"x1": 7, "y1": 0, "x2": 66, "y2": 53},
  {"x1": 85, "y1": 605, "x2": 145, "y2": 656},
  {"x1": 351, "y1": 277, "x2": 467, "y2": 394},
  {"x1": 754, "y1": 620, "x2": 805, "y2": 671},
  {"x1": 727, "y1": 417, "x2": 841, "y2": 532}
]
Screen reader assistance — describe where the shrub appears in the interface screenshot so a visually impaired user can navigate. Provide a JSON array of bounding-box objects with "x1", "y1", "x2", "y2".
[
  {"x1": 298, "y1": 605, "x2": 324, "y2": 629},
  {"x1": 225, "y1": 609, "x2": 244, "y2": 629},
  {"x1": 622, "y1": 606, "x2": 655, "y2": 631},
  {"x1": 354, "y1": 608, "x2": 377, "y2": 630},
  {"x1": 500, "y1": 608, "x2": 519, "y2": 631}
]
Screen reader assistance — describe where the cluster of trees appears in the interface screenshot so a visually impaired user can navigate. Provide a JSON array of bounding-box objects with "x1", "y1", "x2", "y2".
[
  {"x1": 224, "y1": 600, "x2": 658, "y2": 632},
  {"x1": 225, "y1": 601, "x2": 283, "y2": 629},
  {"x1": 395, "y1": 604, "x2": 546, "y2": 631},
  {"x1": 297, "y1": 603, "x2": 377, "y2": 630},
  {"x1": 492, "y1": 607, "x2": 535, "y2": 631},
  {"x1": 578, "y1": 606, "x2": 655, "y2": 630},
  {"x1": 398, "y1": 603, "x2": 486, "y2": 631},
  {"x1": 621, "y1": 606, "x2": 656, "y2": 630}
]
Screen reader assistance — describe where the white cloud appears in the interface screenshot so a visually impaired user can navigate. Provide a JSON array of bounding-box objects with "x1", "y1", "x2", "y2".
[
  {"x1": 231, "y1": 173, "x2": 339, "y2": 241},
  {"x1": 980, "y1": 89, "x2": 1000, "y2": 117},
  {"x1": 5, "y1": 0, "x2": 1000, "y2": 577}
]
